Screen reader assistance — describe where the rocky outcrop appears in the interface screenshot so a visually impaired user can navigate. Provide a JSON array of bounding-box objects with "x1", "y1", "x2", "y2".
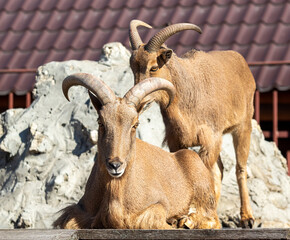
[{"x1": 0, "y1": 42, "x2": 289, "y2": 228}]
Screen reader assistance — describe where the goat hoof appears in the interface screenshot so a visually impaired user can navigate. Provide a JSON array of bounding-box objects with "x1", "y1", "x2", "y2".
[
  {"x1": 184, "y1": 218, "x2": 195, "y2": 229},
  {"x1": 167, "y1": 217, "x2": 178, "y2": 228},
  {"x1": 176, "y1": 216, "x2": 195, "y2": 229},
  {"x1": 241, "y1": 218, "x2": 254, "y2": 228}
]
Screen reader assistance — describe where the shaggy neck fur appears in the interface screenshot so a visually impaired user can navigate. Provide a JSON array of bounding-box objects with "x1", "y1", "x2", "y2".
[{"x1": 95, "y1": 143, "x2": 136, "y2": 228}]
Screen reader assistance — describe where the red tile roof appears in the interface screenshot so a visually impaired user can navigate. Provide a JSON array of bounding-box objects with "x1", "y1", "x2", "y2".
[{"x1": 0, "y1": 0, "x2": 289, "y2": 95}]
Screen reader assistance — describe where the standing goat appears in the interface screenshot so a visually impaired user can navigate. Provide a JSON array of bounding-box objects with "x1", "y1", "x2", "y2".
[
  {"x1": 53, "y1": 73, "x2": 221, "y2": 229},
  {"x1": 129, "y1": 20, "x2": 256, "y2": 228}
]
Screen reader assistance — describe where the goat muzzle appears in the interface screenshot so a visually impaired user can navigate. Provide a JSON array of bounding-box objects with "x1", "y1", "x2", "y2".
[{"x1": 106, "y1": 158, "x2": 125, "y2": 178}]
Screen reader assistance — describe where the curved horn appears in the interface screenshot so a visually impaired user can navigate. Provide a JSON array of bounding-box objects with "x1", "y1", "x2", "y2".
[
  {"x1": 124, "y1": 77, "x2": 176, "y2": 108},
  {"x1": 129, "y1": 20, "x2": 152, "y2": 50},
  {"x1": 62, "y1": 73, "x2": 116, "y2": 105},
  {"x1": 145, "y1": 23, "x2": 202, "y2": 53}
]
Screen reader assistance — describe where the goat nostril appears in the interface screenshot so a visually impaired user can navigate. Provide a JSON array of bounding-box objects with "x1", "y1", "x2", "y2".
[{"x1": 108, "y1": 161, "x2": 122, "y2": 170}]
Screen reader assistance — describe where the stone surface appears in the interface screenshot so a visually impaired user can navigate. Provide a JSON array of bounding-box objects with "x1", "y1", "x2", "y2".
[{"x1": 0, "y1": 42, "x2": 289, "y2": 229}]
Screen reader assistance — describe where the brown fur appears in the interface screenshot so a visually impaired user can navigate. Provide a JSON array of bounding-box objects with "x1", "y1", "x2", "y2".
[
  {"x1": 53, "y1": 97, "x2": 221, "y2": 229},
  {"x1": 130, "y1": 45, "x2": 256, "y2": 227}
]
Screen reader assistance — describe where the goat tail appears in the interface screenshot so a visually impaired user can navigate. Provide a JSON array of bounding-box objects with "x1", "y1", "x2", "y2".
[{"x1": 53, "y1": 204, "x2": 93, "y2": 229}]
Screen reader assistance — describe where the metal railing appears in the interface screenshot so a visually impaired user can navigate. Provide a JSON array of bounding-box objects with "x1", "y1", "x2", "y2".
[
  {"x1": 0, "y1": 68, "x2": 36, "y2": 109},
  {"x1": 247, "y1": 60, "x2": 290, "y2": 66},
  {"x1": 248, "y1": 60, "x2": 290, "y2": 176},
  {"x1": 247, "y1": 60, "x2": 290, "y2": 144},
  {"x1": 0, "y1": 69, "x2": 36, "y2": 73}
]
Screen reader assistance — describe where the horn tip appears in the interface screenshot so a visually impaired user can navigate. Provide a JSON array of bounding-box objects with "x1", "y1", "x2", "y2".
[
  {"x1": 130, "y1": 19, "x2": 152, "y2": 29},
  {"x1": 64, "y1": 93, "x2": 70, "y2": 102}
]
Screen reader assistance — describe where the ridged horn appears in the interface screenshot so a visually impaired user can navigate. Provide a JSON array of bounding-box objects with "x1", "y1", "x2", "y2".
[
  {"x1": 62, "y1": 73, "x2": 116, "y2": 105},
  {"x1": 124, "y1": 77, "x2": 176, "y2": 109},
  {"x1": 129, "y1": 20, "x2": 152, "y2": 50},
  {"x1": 145, "y1": 23, "x2": 202, "y2": 53}
]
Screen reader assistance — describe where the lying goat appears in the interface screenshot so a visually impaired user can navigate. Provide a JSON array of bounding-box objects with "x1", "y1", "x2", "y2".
[
  {"x1": 53, "y1": 73, "x2": 221, "y2": 229},
  {"x1": 129, "y1": 20, "x2": 256, "y2": 228}
]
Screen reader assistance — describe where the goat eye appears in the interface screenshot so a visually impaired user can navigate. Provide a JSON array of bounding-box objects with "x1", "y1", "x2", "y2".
[
  {"x1": 132, "y1": 122, "x2": 139, "y2": 129},
  {"x1": 150, "y1": 66, "x2": 159, "y2": 72},
  {"x1": 98, "y1": 118, "x2": 104, "y2": 127}
]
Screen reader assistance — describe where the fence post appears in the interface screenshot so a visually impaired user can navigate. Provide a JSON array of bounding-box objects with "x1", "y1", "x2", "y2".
[
  {"x1": 8, "y1": 92, "x2": 14, "y2": 109},
  {"x1": 254, "y1": 90, "x2": 260, "y2": 124},
  {"x1": 272, "y1": 90, "x2": 278, "y2": 146},
  {"x1": 26, "y1": 92, "x2": 31, "y2": 107}
]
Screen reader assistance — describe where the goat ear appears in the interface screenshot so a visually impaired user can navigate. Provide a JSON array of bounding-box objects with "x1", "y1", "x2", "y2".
[
  {"x1": 137, "y1": 98, "x2": 154, "y2": 115},
  {"x1": 157, "y1": 49, "x2": 172, "y2": 67},
  {"x1": 89, "y1": 90, "x2": 102, "y2": 110}
]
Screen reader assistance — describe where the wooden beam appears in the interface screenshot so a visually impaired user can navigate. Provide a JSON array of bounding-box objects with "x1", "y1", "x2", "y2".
[
  {"x1": 0, "y1": 229, "x2": 78, "y2": 240},
  {"x1": 0, "y1": 229, "x2": 289, "y2": 240},
  {"x1": 77, "y1": 228, "x2": 290, "y2": 240}
]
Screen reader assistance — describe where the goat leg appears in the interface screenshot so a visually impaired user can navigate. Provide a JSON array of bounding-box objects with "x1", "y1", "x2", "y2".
[
  {"x1": 174, "y1": 205, "x2": 221, "y2": 229},
  {"x1": 212, "y1": 156, "x2": 223, "y2": 204},
  {"x1": 232, "y1": 121, "x2": 255, "y2": 228},
  {"x1": 134, "y1": 203, "x2": 174, "y2": 229}
]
